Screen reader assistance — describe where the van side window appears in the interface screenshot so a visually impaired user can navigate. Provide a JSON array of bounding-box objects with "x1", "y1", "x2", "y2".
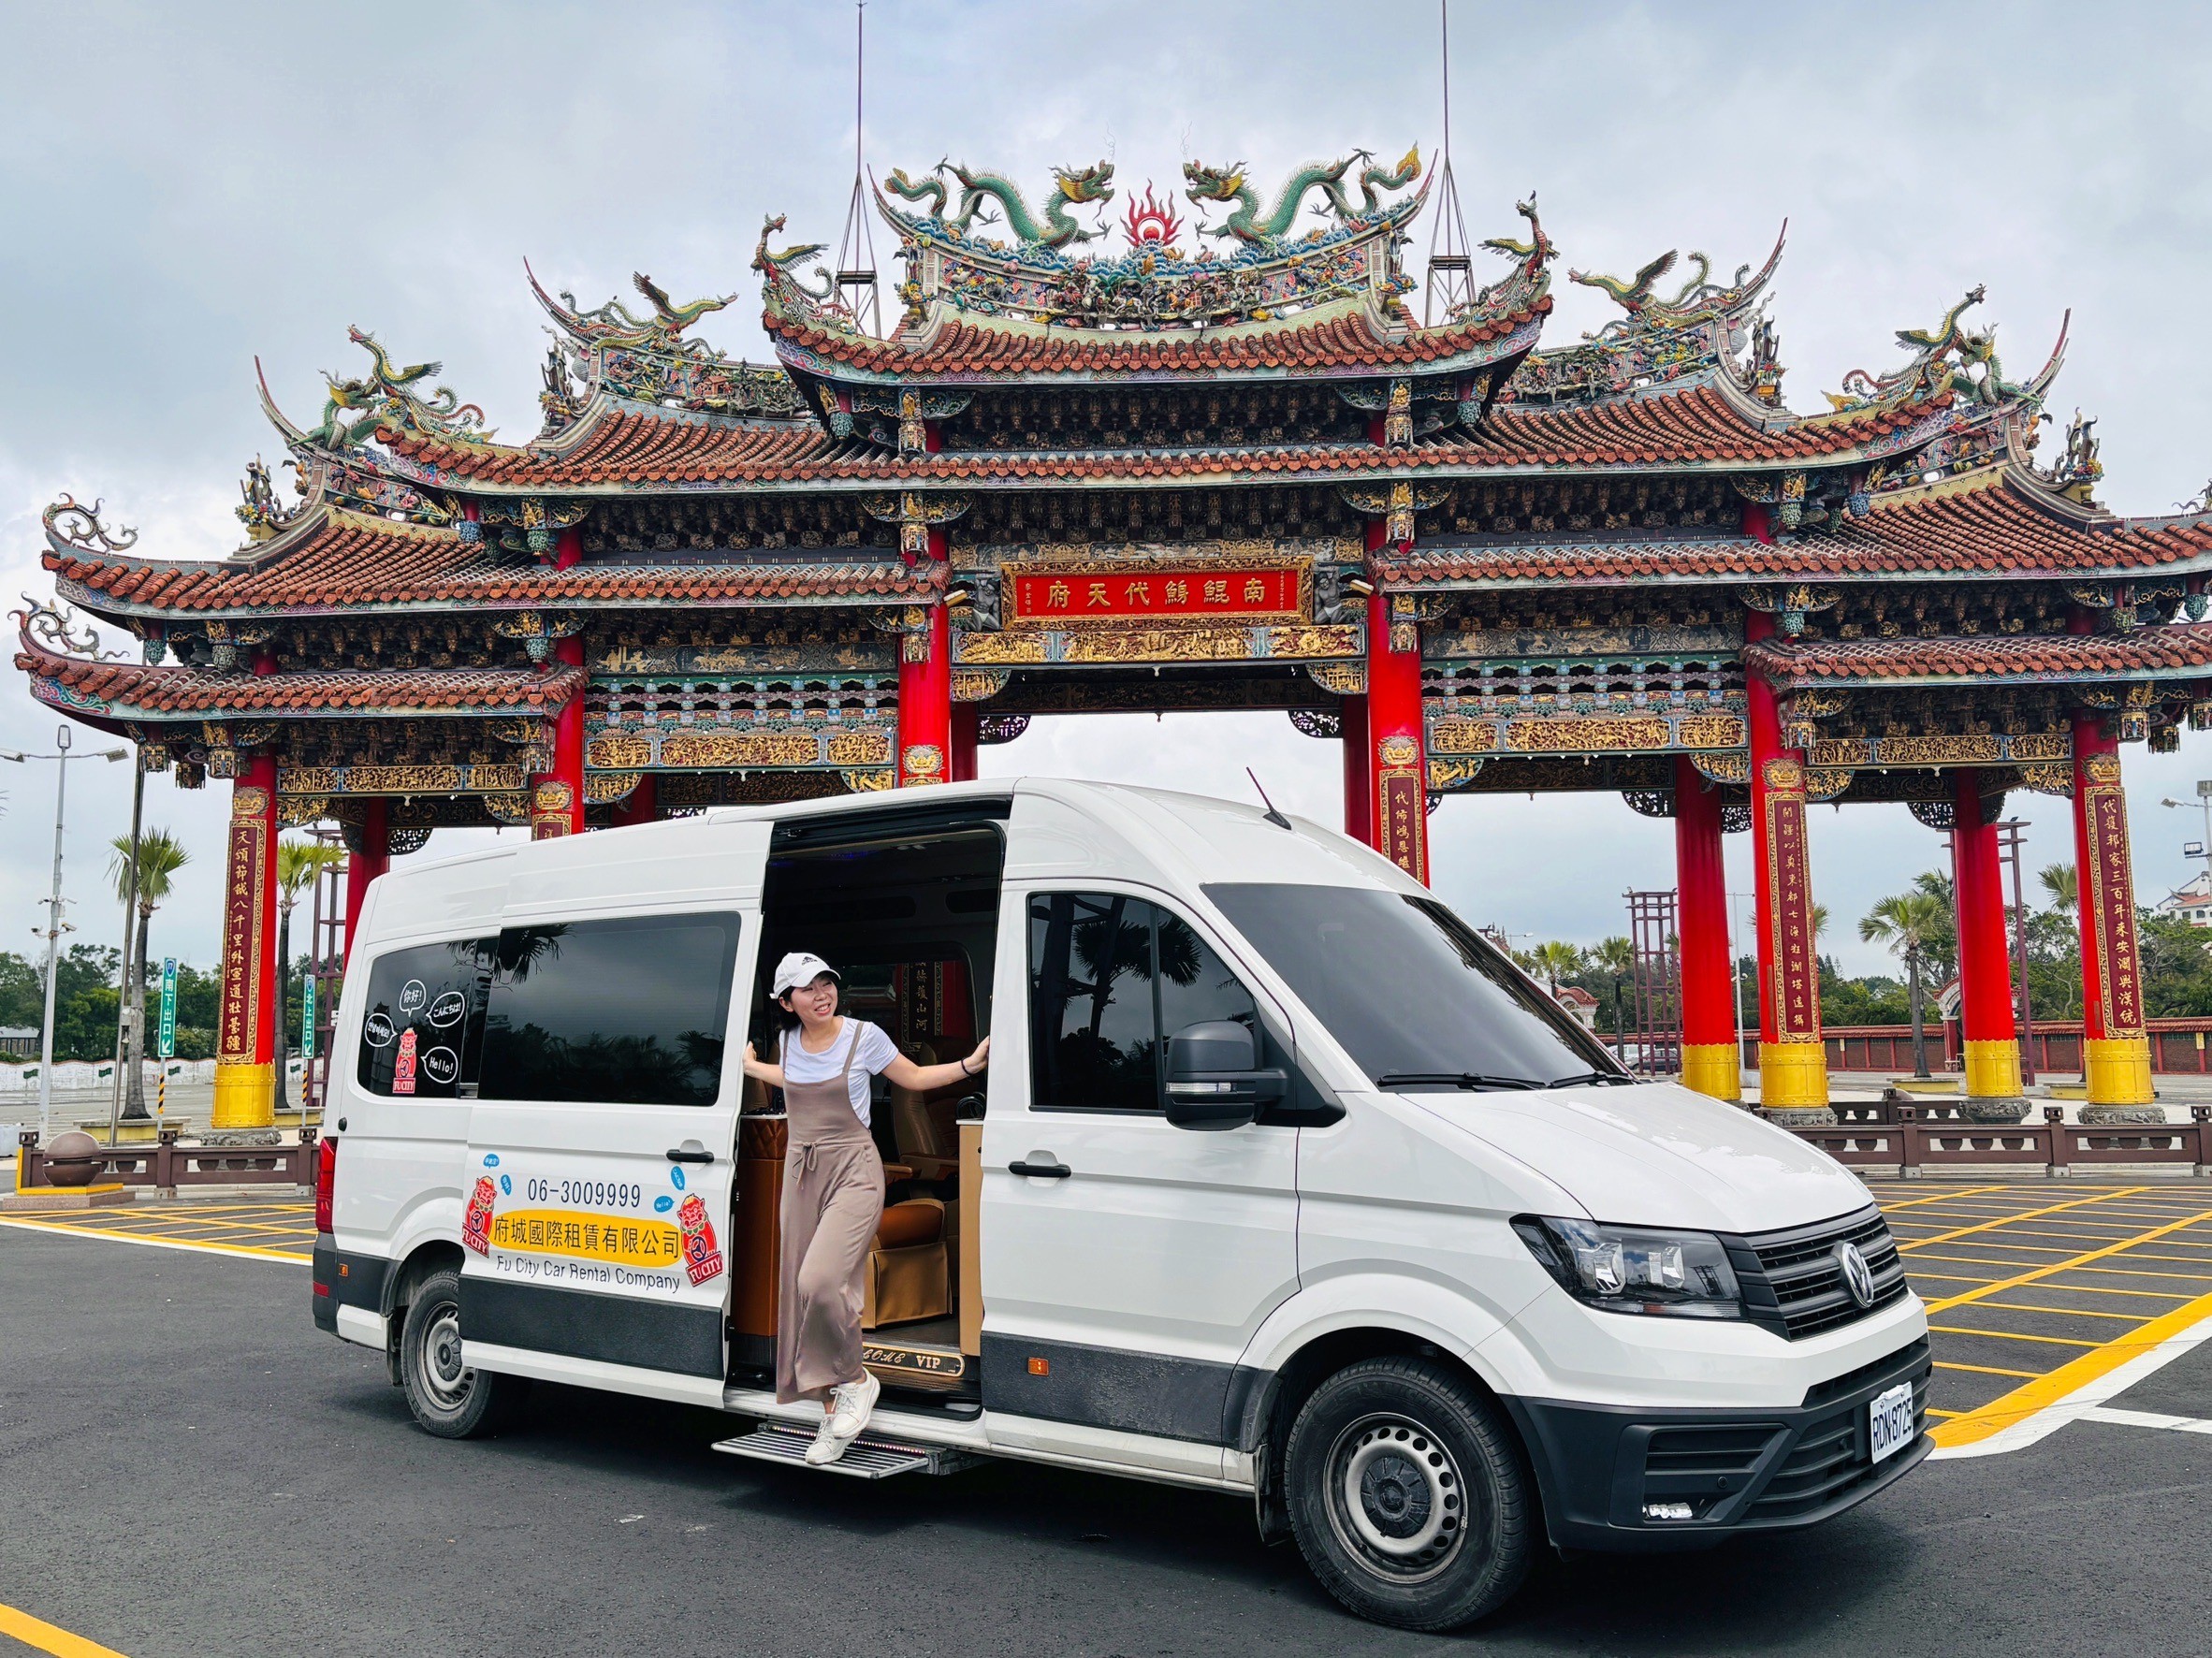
[
  {"x1": 355, "y1": 938, "x2": 490, "y2": 1098},
  {"x1": 1028, "y1": 894, "x2": 1259, "y2": 1113},
  {"x1": 478, "y1": 913, "x2": 741, "y2": 1107}
]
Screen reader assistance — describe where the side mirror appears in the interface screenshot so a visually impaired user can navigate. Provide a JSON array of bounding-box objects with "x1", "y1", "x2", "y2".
[{"x1": 1164, "y1": 1020, "x2": 1285, "y2": 1131}]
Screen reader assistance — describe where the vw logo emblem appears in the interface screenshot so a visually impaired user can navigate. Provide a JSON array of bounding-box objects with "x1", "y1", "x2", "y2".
[{"x1": 1836, "y1": 1241, "x2": 1876, "y2": 1308}]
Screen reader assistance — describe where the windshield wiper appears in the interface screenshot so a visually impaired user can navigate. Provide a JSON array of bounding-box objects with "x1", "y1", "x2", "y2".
[
  {"x1": 1545, "y1": 1069, "x2": 1637, "y2": 1087},
  {"x1": 1375, "y1": 1070, "x2": 1547, "y2": 1092}
]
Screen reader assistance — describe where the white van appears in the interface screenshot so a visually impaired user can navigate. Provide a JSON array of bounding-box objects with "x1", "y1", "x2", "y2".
[{"x1": 313, "y1": 779, "x2": 1928, "y2": 1632}]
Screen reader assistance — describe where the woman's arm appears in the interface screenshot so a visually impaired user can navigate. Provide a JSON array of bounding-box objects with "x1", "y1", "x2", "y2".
[
  {"x1": 740, "y1": 1042, "x2": 786, "y2": 1090},
  {"x1": 882, "y1": 1035, "x2": 990, "y2": 1094}
]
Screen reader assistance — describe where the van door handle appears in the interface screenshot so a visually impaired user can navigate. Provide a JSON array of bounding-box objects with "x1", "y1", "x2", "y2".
[
  {"x1": 1007, "y1": 1158, "x2": 1071, "y2": 1179},
  {"x1": 666, "y1": 1144, "x2": 716, "y2": 1166}
]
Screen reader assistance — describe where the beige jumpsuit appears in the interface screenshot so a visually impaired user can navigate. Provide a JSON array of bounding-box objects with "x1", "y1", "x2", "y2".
[{"x1": 775, "y1": 1022, "x2": 885, "y2": 1403}]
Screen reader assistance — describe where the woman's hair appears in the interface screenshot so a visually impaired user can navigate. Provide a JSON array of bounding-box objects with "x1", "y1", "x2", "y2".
[{"x1": 772, "y1": 972, "x2": 838, "y2": 1033}]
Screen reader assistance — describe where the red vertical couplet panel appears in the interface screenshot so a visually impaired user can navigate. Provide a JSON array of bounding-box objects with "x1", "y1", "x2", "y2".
[
  {"x1": 1363, "y1": 519, "x2": 1428, "y2": 882},
  {"x1": 1745, "y1": 604, "x2": 1826, "y2": 1114},
  {"x1": 1672, "y1": 755, "x2": 1739, "y2": 1100},
  {"x1": 211, "y1": 752, "x2": 280, "y2": 1128},
  {"x1": 2072, "y1": 713, "x2": 2154, "y2": 1107},
  {"x1": 342, "y1": 797, "x2": 390, "y2": 969},
  {"x1": 1340, "y1": 694, "x2": 1372, "y2": 845},
  {"x1": 900, "y1": 527, "x2": 953, "y2": 787},
  {"x1": 532, "y1": 635, "x2": 587, "y2": 838},
  {"x1": 1952, "y1": 766, "x2": 2024, "y2": 1113},
  {"x1": 949, "y1": 705, "x2": 980, "y2": 784}
]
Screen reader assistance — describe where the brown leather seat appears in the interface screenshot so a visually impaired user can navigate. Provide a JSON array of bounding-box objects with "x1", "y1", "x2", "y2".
[
  {"x1": 888, "y1": 1041, "x2": 966, "y2": 1183},
  {"x1": 864, "y1": 1195, "x2": 949, "y2": 1329},
  {"x1": 873, "y1": 1199, "x2": 943, "y2": 1251}
]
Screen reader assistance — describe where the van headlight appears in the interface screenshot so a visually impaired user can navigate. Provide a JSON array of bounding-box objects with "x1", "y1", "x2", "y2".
[{"x1": 1512, "y1": 1215, "x2": 1743, "y2": 1319}]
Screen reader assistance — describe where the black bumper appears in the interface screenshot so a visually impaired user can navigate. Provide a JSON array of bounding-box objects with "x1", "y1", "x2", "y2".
[
  {"x1": 311, "y1": 1236, "x2": 391, "y2": 1336},
  {"x1": 1501, "y1": 1337, "x2": 1933, "y2": 1552}
]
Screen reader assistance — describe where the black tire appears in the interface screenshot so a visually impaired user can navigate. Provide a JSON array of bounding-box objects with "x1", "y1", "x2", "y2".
[
  {"x1": 398, "y1": 1267, "x2": 529, "y2": 1438},
  {"x1": 1283, "y1": 1356, "x2": 1532, "y2": 1632}
]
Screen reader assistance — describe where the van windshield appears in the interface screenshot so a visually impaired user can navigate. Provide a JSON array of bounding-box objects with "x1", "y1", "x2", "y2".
[{"x1": 1201, "y1": 883, "x2": 1628, "y2": 1091}]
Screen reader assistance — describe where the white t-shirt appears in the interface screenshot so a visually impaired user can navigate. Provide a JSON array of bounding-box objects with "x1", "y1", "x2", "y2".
[{"x1": 779, "y1": 1018, "x2": 901, "y2": 1126}]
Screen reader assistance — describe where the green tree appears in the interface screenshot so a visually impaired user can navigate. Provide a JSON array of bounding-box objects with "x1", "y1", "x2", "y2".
[
  {"x1": 1584, "y1": 936, "x2": 1636, "y2": 1052},
  {"x1": 107, "y1": 827, "x2": 191, "y2": 1119},
  {"x1": 2040, "y1": 864, "x2": 2077, "y2": 912},
  {"x1": 1529, "y1": 939, "x2": 1585, "y2": 996},
  {"x1": 1860, "y1": 891, "x2": 1951, "y2": 1078},
  {"x1": 272, "y1": 839, "x2": 346, "y2": 1112}
]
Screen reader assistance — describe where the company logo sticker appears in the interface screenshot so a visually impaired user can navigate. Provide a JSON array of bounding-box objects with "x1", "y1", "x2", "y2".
[
  {"x1": 499, "y1": 1173, "x2": 513, "y2": 1196},
  {"x1": 463, "y1": 1176, "x2": 496, "y2": 1256}
]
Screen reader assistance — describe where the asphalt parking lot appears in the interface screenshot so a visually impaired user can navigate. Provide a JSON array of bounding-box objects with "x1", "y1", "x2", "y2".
[{"x1": 3, "y1": 1189, "x2": 2210, "y2": 1658}]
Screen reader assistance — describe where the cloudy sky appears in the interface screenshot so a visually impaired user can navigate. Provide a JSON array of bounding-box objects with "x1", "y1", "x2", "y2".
[{"x1": 4, "y1": 0, "x2": 2211, "y2": 983}]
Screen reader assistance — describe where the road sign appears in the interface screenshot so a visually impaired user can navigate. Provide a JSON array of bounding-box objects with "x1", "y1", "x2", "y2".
[
  {"x1": 301, "y1": 975, "x2": 316, "y2": 1061},
  {"x1": 157, "y1": 956, "x2": 176, "y2": 1060}
]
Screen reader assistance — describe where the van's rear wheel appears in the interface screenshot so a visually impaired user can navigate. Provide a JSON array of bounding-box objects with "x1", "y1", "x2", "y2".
[
  {"x1": 399, "y1": 1267, "x2": 528, "y2": 1438},
  {"x1": 1283, "y1": 1356, "x2": 1531, "y2": 1632}
]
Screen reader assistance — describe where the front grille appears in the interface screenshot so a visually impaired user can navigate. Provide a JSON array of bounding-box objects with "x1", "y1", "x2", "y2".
[
  {"x1": 1746, "y1": 1366, "x2": 1929, "y2": 1520},
  {"x1": 1730, "y1": 1207, "x2": 1911, "y2": 1340},
  {"x1": 1802, "y1": 1337, "x2": 1931, "y2": 1409}
]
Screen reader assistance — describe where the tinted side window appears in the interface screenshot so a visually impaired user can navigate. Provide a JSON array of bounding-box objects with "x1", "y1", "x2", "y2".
[
  {"x1": 479, "y1": 913, "x2": 741, "y2": 1107},
  {"x1": 355, "y1": 938, "x2": 489, "y2": 1098},
  {"x1": 1155, "y1": 912, "x2": 1259, "y2": 1057},
  {"x1": 1028, "y1": 893, "x2": 1157, "y2": 1113}
]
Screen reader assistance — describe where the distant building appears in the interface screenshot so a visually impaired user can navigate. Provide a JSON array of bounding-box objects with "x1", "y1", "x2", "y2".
[
  {"x1": 1554, "y1": 985, "x2": 1600, "y2": 1030},
  {"x1": 2155, "y1": 870, "x2": 2212, "y2": 927},
  {"x1": 0, "y1": 1026, "x2": 38, "y2": 1057}
]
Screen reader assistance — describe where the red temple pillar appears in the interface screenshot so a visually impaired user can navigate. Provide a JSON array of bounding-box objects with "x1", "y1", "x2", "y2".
[
  {"x1": 1363, "y1": 517, "x2": 1428, "y2": 881},
  {"x1": 342, "y1": 798, "x2": 389, "y2": 969},
  {"x1": 610, "y1": 775, "x2": 658, "y2": 828},
  {"x1": 1341, "y1": 694, "x2": 1373, "y2": 845},
  {"x1": 900, "y1": 525, "x2": 953, "y2": 788},
  {"x1": 531, "y1": 636, "x2": 587, "y2": 838},
  {"x1": 1952, "y1": 767, "x2": 2026, "y2": 1121},
  {"x1": 2072, "y1": 712, "x2": 2155, "y2": 1115},
  {"x1": 212, "y1": 751, "x2": 280, "y2": 1129},
  {"x1": 1674, "y1": 755, "x2": 1739, "y2": 1101},
  {"x1": 1746, "y1": 608, "x2": 1829, "y2": 1119},
  {"x1": 949, "y1": 704, "x2": 979, "y2": 784}
]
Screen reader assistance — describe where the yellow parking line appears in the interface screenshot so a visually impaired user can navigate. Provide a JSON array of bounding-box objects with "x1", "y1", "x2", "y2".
[
  {"x1": 1924, "y1": 1207, "x2": 2212, "y2": 1314},
  {"x1": 0, "y1": 1217, "x2": 308, "y2": 1264},
  {"x1": 1894, "y1": 1188, "x2": 2150, "y2": 1251},
  {"x1": 1935, "y1": 1360, "x2": 2042, "y2": 1379},
  {"x1": 0, "y1": 1601, "x2": 129, "y2": 1657},
  {"x1": 1932, "y1": 1288, "x2": 2212, "y2": 1449},
  {"x1": 1978, "y1": 1302, "x2": 2152, "y2": 1321},
  {"x1": 1926, "y1": 1325, "x2": 2103, "y2": 1348},
  {"x1": 2059, "y1": 1264, "x2": 2212, "y2": 1285},
  {"x1": 1875, "y1": 1185, "x2": 2010, "y2": 1211}
]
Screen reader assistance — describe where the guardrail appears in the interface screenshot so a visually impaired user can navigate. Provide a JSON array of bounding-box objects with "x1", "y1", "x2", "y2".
[
  {"x1": 1789, "y1": 1106, "x2": 2212, "y2": 1178},
  {"x1": 14, "y1": 1127, "x2": 319, "y2": 1197}
]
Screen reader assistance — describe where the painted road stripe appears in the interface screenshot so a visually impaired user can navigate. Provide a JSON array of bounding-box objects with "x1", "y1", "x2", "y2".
[
  {"x1": 1893, "y1": 1188, "x2": 2151, "y2": 1251},
  {"x1": 0, "y1": 1602, "x2": 129, "y2": 1657},
  {"x1": 1926, "y1": 1325, "x2": 2103, "y2": 1348},
  {"x1": 1875, "y1": 1185, "x2": 2011, "y2": 1211},
  {"x1": 0, "y1": 1217, "x2": 308, "y2": 1264},
  {"x1": 2076, "y1": 1405, "x2": 2212, "y2": 1434},
  {"x1": 1930, "y1": 1288, "x2": 2212, "y2": 1456},
  {"x1": 1921, "y1": 1207, "x2": 2212, "y2": 1314}
]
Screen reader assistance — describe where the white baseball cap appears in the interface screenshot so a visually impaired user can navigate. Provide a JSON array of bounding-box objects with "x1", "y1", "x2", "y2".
[{"x1": 770, "y1": 952, "x2": 840, "y2": 996}]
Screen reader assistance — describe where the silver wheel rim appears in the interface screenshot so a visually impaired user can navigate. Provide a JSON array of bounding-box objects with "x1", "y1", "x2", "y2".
[
  {"x1": 1324, "y1": 1413, "x2": 1468, "y2": 1584},
  {"x1": 420, "y1": 1302, "x2": 473, "y2": 1411}
]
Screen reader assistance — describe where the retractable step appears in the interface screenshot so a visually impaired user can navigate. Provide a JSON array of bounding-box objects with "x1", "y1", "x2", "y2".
[{"x1": 712, "y1": 1424, "x2": 980, "y2": 1479}]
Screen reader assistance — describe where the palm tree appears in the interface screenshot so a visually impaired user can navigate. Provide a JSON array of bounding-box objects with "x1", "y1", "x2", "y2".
[
  {"x1": 106, "y1": 828, "x2": 190, "y2": 1120},
  {"x1": 1530, "y1": 940, "x2": 1585, "y2": 996},
  {"x1": 2040, "y1": 863, "x2": 2078, "y2": 913},
  {"x1": 1860, "y1": 891, "x2": 1951, "y2": 1079},
  {"x1": 273, "y1": 839, "x2": 346, "y2": 1114},
  {"x1": 1588, "y1": 936, "x2": 1636, "y2": 1054}
]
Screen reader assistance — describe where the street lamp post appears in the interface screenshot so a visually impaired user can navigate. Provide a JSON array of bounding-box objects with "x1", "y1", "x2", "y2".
[
  {"x1": 2159, "y1": 783, "x2": 2212, "y2": 913},
  {"x1": 2, "y1": 727, "x2": 131, "y2": 1139}
]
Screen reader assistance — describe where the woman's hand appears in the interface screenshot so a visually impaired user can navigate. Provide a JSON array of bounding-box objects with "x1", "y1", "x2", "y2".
[
  {"x1": 745, "y1": 1041, "x2": 757, "y2": 1065},
  {"x1": 965, "y1": 1037, "x2": 991, "y2": 1073}
]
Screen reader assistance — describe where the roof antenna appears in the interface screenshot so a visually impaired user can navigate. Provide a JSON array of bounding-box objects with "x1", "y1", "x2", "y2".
[
  {"x1": 1246, "y1": 768, "x2": 1294, "y2": 832},
  {"x1": 1423, "y1": 0, "x2": 1477, "y2": 327},
  {"x1": 832, "y1": 2, "x2": 881, "y2": 337}
]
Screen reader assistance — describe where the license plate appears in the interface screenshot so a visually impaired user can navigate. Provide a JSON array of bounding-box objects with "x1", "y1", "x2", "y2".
[{"x1": 1869, "y1": 1380, "x2": 1916, "y2": 1462}]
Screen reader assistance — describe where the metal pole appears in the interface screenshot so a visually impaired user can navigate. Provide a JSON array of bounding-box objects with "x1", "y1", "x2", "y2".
[
  {"x1": 107, "y1": 755, "x2": 144, "y2": 1145},
  {"x1": 1999, "y1": 819, "x2": 2037, "y2": 1085},
  {"x1": 36, "y1": 727, "x2": 73, "y2": 1140}
]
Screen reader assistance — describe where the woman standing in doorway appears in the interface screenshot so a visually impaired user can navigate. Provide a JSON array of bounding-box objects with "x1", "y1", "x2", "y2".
[{"x1": 742, "y1": 953, "x2": 989, "y2": 1464}]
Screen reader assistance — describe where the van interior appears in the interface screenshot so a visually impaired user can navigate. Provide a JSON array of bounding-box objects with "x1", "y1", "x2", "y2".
[{"x1": 727, "y1": 807, "x2": 1005, "y2": 1406}]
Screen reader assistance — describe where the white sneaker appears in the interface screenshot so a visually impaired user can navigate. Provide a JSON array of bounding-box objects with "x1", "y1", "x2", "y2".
[
  {"x1": 803, "y1": 1415, "x2": 847, "y2": 1465},
  {"x1": 826, "y1": 1370, "x2": 880, "y2": 1442}
]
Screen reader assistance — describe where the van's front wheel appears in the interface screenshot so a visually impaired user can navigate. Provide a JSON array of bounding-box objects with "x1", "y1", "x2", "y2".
[
  {"x1": 1283, "y1": 1356, "x2": 1531, "y2": 1632},
  {"x1": 399, "y1": 1267, "x2": 528, "y2": 1438}
]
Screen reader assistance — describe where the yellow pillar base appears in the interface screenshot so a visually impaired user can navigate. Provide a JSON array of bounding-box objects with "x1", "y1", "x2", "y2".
[
  {"x1": 1680, "y1": 1042, "x2": 1742, "y2": 1103},
  {"x1": 211, "y1": 1062, "x2": 275, "y2": 1130},
  {"x1": 1962, "y1": 1039, "x2": 2024, "y2": 1100},
  {"x1": 1758, "y1": 1040, "x2": 1829, "y2": 1113},
  {"x1": 2084, "y1": 1036, "x2": 2154, "y2": 1108}
]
